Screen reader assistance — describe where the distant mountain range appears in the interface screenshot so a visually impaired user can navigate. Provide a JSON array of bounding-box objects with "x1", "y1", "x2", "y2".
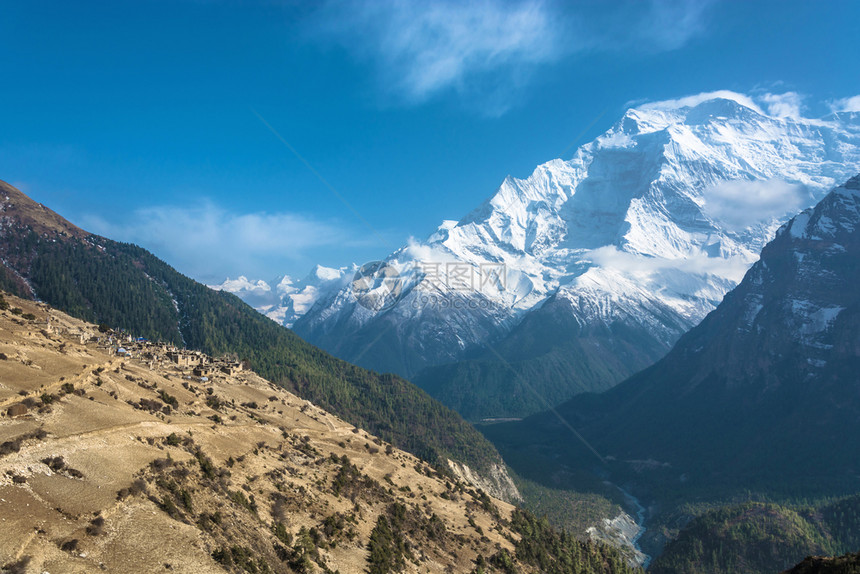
[
  {"x1": 223, "y1": 91, "x2": 860, "y2": 421},
  {"x1": 211, "y1": 265, "x2": 355, "y2": 327},
  {"x1": 485, "y1": 174, "x2": 860, "y2": 504}
]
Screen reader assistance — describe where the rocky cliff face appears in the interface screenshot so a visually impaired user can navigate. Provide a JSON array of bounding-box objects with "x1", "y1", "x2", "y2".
[{"x1": 447, "y1": 460, "x2": 522, "y2": 504}]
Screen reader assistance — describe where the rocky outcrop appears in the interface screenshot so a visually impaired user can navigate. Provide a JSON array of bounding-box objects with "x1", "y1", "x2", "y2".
[{"x1": 447, "y1": 459, "x2": 523, "y2": 504}]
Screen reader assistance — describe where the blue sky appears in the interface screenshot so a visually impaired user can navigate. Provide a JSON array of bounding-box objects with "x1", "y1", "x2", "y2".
[{"x1": 2, "y1": 0, "x2": 859, "y2": 283}]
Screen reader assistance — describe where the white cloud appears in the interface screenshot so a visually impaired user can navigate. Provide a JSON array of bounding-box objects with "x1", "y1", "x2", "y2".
[
  {"x1": 638, "y1": 0, "x2": 714, "y2": 51},
  {"x1": 639, "y1": 90, "x2": 765, "y2": 114},
  {"x1": 586, "y1": 245, "x2": 751, "y2": 283},
  {"x1": 829, "y1": 95, "x2": 860, "y2": 113},
  {"x1": 213, "y1": 276, "x2": 272, "y2": 296},
  {"x1": 635, "y1": 89, "x2": 815, "y2": 120},
  {"x1": 703, "y1": 179, "x2": 811, "y2": 230},
  {"x1": 310, "y1": 0, "x2": 716, "y2": 115},
  {"x1": 81, "y1": 201, "x2": 356, "y2": 282},
  {"x1": 210, "y1": 276, "x2": 280, "y2": 308},
  {"x1": 404, "y1": 238, "x2": 460, "y2": 263},
  {"x1": 758, "y1": 92, "x2": 804, "y2": 118},
  {"x1": 314, "y1": 0, "x2": 561, "y2": 115}
]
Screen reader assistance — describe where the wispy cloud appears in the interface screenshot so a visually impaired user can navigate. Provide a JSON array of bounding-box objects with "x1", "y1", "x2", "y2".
[
  {"x1": 636, "y1": 0, "x2": 714, "y2": 51},
  {"x1": 759, "y1": 91, "x2": 804, "y2": 118},
  {"x1": 586, "y1": 245, "x2": 751, "y2": 283},
  {"x1": 308, "y1": 0, "x2": 716, "y2": 115},
  {"x1": 634, "y1": 90, "x2": 813, "y2": 120},
  {"x1": 311, "y1": 0, "x2": 563, "y2": 116},
  {"x1": 80, "y1": 201, "x2": 361, "y2": 282},
  {"x1": 703, "y1": 178, "x2": 811, "y2": 230},
  {"x1": 638, "y1": 90, "x2": 764, "y2": 114},
  {"x1": 829, "y1": 95, "x2": 860, "y2": 113}
]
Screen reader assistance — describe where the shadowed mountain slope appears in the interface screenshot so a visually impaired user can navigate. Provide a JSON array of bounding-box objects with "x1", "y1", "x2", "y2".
[{"x1": 486, "y1": 174, "x2": 860, "y2": 500}]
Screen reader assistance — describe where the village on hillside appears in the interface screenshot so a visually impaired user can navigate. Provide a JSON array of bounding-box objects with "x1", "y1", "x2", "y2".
[{"x1": 40, "y1": 309, "x2": 244, "y2": 381}]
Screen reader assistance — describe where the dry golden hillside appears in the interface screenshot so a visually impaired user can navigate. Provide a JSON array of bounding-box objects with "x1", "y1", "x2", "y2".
[
  {"x1": 0, "y1": 293, "x2": 525, "y2": 574},
  {"x1": 0, "y1": 180, "x2": 87, "y2": 240}
]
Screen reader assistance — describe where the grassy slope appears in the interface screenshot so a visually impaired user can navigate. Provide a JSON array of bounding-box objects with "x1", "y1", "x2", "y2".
[{"x1": 0, "y1": 294, "x2": 639, "y2": 574}]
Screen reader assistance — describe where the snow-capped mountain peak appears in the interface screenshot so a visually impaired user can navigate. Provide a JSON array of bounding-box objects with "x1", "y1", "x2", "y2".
[
  {"x1": 785, "y1": 174, "x2": 860, "y2": 241},
  {"x1": 210, "y1": 276, "x2": 274, "y2": 308},
  {"x1": 215, "y1": 275, "x2": 272, "y2": 296},
  {"x1": 229, "y1": 92, "x2": 860, "y2": 379}
]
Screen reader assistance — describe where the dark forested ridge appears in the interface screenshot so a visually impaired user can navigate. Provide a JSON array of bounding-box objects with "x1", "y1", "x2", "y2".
[
  {"x1": 783, "y1": 552, "x2": 860, "y2": 574},
  {"x1": 651, "y1": 498, "x2": 860, "y2": 574},
  {"x1": 505, "y1": 509, "x2": 640, "y2": 574},
  {"x1": 0, "y1": 180, "x2": 502, "y2": 474}
]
